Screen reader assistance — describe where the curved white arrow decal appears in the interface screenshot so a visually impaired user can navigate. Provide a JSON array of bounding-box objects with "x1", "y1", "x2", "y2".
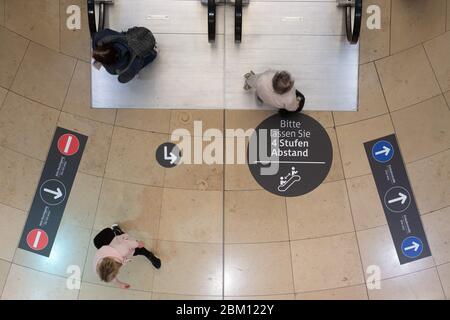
[{"x1": 164, "y1": 146, "x2": 178, "y2": 164}]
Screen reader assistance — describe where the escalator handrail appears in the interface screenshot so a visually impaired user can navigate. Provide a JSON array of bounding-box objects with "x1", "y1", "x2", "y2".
[
  {"x1": 235, "y1": 0, "x2": 243, "y2": 43},
  {"x1": 98, "y1": 2, "x2": 106, "y2": 33},
  {"x1": 208, "y1": 0, "x2": 217, "y2": 43},
  {"x1": 87, "y1": 0, "x2": 97, "y2": 36},
  {"x1": 346, "y1": 0, "x2": 362, "y2": 44},
  {"x1": 87, "y1": 0, "x2": 108, "y2": 37}
]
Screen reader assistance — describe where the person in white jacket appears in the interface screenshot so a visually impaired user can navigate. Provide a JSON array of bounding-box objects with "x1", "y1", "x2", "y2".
[
  {"x1": 244, "y1": 70, "x2": 305, "y2": 115},
  {"x1": 93, "y1": 224, "x2": 161, "y2": 289}
]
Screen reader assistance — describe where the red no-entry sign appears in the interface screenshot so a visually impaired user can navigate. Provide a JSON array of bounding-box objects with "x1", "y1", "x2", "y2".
[
  {"x1": 26, "y1": 229, "x2": 49, "y2": 251},
  {"x1": 57, "y1": 133, "x2": 80, "y2": 156}
]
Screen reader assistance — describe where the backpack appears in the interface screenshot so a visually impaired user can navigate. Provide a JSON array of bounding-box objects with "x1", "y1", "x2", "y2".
[{"x1": 124, "y1": 27, "x2": 157, "y2": 58}]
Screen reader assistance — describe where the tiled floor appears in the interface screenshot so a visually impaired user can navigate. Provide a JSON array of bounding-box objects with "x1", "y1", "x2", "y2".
[{"x1": 0, "y1": 0, "x2": 449, "y2": 300}]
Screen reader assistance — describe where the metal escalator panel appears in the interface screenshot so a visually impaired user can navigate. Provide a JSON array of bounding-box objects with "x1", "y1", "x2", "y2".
[
  {"x1": 224, "y1": 35, "x2": 359, "y2": 111},
  {"x1": 91, "y1": 0, "x2": 225, "y2": 109},
  {"x1": 110, "y1": 1, "x2": 224, "y2": 34},
  {"x1": 92, "y1": 34, "x2": 225, "y2": 109},
  {"x1": 224, "y1": 1, "x2": 359, "y2": 111},
  {"x1": 225, "y1": 2, "x2": 344, "y2": 36},
  {"x1": 90, "y1": 0, "x2": 359, "y2": 111}
]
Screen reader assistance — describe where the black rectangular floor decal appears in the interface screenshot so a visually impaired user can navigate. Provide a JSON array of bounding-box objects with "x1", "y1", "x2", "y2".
[
  {"x1": 364, "y1": 134, "x2": 431, "y2": 264},
  {"x1": 18, "y1": 127, "x2": 88, "y2": 257}
]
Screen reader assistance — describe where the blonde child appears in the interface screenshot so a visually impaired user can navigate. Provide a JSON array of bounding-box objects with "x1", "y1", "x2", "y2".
[{"x1": 93, "y1": 224, "x2": 161, "y2": 289}]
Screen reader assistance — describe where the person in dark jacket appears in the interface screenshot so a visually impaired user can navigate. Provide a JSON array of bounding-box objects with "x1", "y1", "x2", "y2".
[{"x1": 92, "y1": 27, "x2": 158, "y2": 83}]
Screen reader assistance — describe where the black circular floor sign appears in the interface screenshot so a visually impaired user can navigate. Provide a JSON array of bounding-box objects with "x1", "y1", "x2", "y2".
[
  {"x1": 248, "y1": 113, "x2": 333, "y2": 197},
  {"x1": 156, "y1": 142, "x2": 181, "y2": 168}
]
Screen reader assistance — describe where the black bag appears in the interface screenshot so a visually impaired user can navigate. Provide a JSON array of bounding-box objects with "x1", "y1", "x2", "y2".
[
  {"x1": 279, "y1": 90, "x2": 306, "y2": 118},
  {"x1": 93, "y1": 228, "x2": 115, "y2": 249},
  {"x1": 124, "y1": 27, "x2": 157, "y2": 58}
]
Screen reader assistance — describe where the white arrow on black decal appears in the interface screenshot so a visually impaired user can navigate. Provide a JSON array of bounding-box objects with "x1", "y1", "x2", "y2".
[
  {"x1": 164, "y1": 146, "x2": 178, "y2": 164},
  {"x1": 43, "y1": 187, "x2": 63, "y2": 200},
  {"x1": 388, "y1": 192, "x2": 408, "y2": 205}
]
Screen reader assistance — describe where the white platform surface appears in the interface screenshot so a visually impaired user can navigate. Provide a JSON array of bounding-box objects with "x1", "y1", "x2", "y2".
[{"x1": 91, "y1": 0, "x2": 359, "y2": 111}]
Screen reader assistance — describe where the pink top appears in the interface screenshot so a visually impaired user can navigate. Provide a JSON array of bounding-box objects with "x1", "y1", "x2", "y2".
[{"x1": 94, "y1": 233, "x2": 139, "y2": 272}]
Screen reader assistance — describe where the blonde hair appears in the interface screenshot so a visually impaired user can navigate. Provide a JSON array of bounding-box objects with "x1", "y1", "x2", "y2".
[{"x1": 97, "y1": 257, "x2": 122, "y2": 282}]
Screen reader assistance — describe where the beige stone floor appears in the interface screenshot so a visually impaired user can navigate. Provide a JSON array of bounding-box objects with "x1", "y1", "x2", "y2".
[{"x1": 0, "y1": 0, "x2": 449, "y2": 300}]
